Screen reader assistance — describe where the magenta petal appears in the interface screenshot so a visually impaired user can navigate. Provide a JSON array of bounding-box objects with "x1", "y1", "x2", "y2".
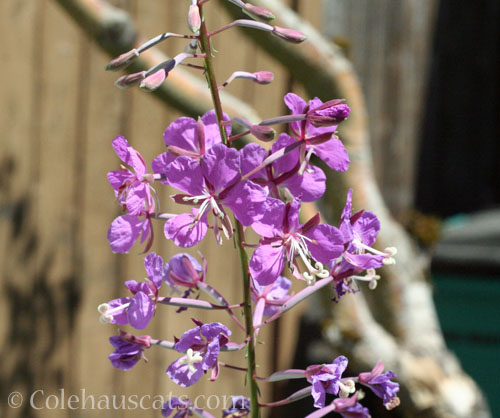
[
  {"x1": 107, "y1": 170, "x2": 132, "y2": 190},
  {"x1": 284, "y1": 93, "x2": 307, "y2": 136},
  {"x1": 305, "y1": 224, "x2": 344, "y2": 264},
  {"x1": 353, "y1": 211, "x2": 380, "y2": 246},
  {"x1": 166, "y1": 156, "x2": 205, "y2": 195},
  {"x1": 282, "y1": 165, "x2": 326, "y2": 202},
  {"x1": 108, "y1": 297, "x2": 131, "y2": 325},
  {"x1": 128, "y1": 292, "x2": 154, "y2": 329},
  {"x1": 108, "y1": 215, "x2": 144, "y2": 253},
  {"x1": 201, "y1": 144, "x2": 240, "y2": 191},
  {"x1": 152, "y1": 152, "x2": 175, "y2": 181},
  {"x1": 344, "y1": 252, "x2": 384, "y2": 270},
  {"x1": 126, "y1": 183, "x2": 149, "y2": 216},
  {"x1": 201, "y1": 110, "x2": 231, "y2": 147},
  {"x1": 313, "y1": 137, "x2": 350, "y2": 172},
  {"x1": 175, "y1": 327, "x2": 204, "y2": 352},
  {"x1": 223, "y1": 181, "x2": 268, "y2": 226},
  {"x1": 167, "y1": 357, "x2": 204, "y2": 387},
  {"x1": 272, "y1": 133, "x2": 299, "y2": 176},
  {"x1": 163, "y1": 117, "x2": 198, "y2": 151},
  {"x1": 251, "y1": 198, "x2": 285, "y2": 238},
  {"x1": 286, "y1": 199, "x2": 302, "y2": 233},
  {"x1": 240, "y1": 143, "x2": 267, "y2": 178},
  {"x1": 164, "y1": 212, "x2": 208, "y2": 248},
  {"x1": 249, "y1": 244, "x2": 285, "y2": 286}
]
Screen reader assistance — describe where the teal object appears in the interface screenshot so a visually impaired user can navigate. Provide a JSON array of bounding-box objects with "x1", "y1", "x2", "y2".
[{"x1": 433, "y1": 273, "x2": 500, "y2": 415}]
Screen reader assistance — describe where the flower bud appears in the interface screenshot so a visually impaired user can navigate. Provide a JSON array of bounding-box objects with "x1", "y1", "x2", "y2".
[
  {"x1": 119, "y1": 330, "x2": 152, "y2": 348},
  {"x1": 253, "y1": 71, "x2": 274, "y2": 85},
  {"x1": 140, "y1": 69, "x2": 167, "y2": 92},
  {"x1": 243, "y1": 3, "x2": 275, "y2": 22},
  {"x1": 105, "y1": 49, "x2": 139, "y2": 72},
  {"x1": 250, "y1": 125, "x2": 276, "y2": 142},
  {"x1": 188, "y1": 4, "x2": 201, "y2": 33},
  {"x1": 114, "y1": 71, "x2": 146, "y2": 89},
  {"x1": 307, "y1": 101, "x2": 351, "y2": 127},
  {"x1": 272, "y1": 26, "x2": 307, "y2": 43}
]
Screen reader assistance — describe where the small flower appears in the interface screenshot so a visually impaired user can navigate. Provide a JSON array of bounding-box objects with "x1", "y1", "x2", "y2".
[
  {"x1": 223, "y1": 396, "x2": 251, "y2": 417},
  {"x1": 332, "y1": 393, "x2": 370, "y2": 418},
  {"x1": 164, "y1": 144, "x2": 267, "y2": 247},
  {"x1": 358, "y1": 361, "x2": 400, "y2": 410},
  {"x1": 241, "y1": 135, "x2": 326, "y2": 202},
  {"x1": 161, "y1": 396, "x2": 199, "y2": 417},
  {"x1": 98, "y1": 253, "x2": 165, "y2": 329},
  {"x1": 305, "y1": 356, "x2": 348, "y2": 408},
  {"x1": 330, "y1": 189, "x2": 395, "y2": 299},
  {"x1": 252, "y1": 275, "x2": 292, "y2": 317},
  {"x1": 152, "y1": 110, "x2": 231, "y2": 181},
  {"x1": 108, "y1": 330, "x2": 151, "y2": 370},
  {"x1": 167, "y1": 321, "x2": 231, "y2": 387},
  {"x1": 107, "y1": 209, "x2": 154, "y2": 254},
  {"x1": 250, "y1": 198, "x2": 343, "y2": 285},
  {"x1": 107, "y1": 136, "x2": 155, "y2": 216},
  {"x1": 284, "y1": 93, "x2": 350, "y2": 173}
]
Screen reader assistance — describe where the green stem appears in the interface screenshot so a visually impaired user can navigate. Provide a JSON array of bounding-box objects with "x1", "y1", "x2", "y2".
[
  {"x1": 198, "y1": 3, "x2": 228, "y2": 145},
  {"x1": 236, "y1": 221, "x2": 260, "y2": 418},
  {"x1": 197, "y1": 3, "x2": 259, "y2": 416}
]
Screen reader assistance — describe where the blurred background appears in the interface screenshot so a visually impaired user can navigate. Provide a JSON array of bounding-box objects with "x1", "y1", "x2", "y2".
[{"x1": 0, "y1": 0, "x2": 498, "y2": 417}]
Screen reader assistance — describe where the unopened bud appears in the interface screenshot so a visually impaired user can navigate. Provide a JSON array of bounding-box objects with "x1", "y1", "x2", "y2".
[
  {"x1": 253, "y1": 71, "x2": 274, "y2": 84},
  {"x1": 114, "y1": 71, "x2": 146, "y2": 89},
  {"x1": 272, "y1": 26, "x2": 307, "y2": 43},
  {"x1": 188, "y1": 4, "x2": 201, "y2": 33},
  {"x1": 243, "y1": 3, "x2": 275, "y2": 22},
  {"x1": 251, "y1": 125, "x2": 276, "y2": 142},
  {"x1": 307, "y1": 101, "x2": 351, "y2": 127},
  {"x1": 105, "y1": 49, "x2": 139, "y2": 72},
  {"x1": 119, "y1": 330, "x2": 152, "y2": 348},
  {"x1": 140, "y1": 70, "x2": 166, "y2": 92}
]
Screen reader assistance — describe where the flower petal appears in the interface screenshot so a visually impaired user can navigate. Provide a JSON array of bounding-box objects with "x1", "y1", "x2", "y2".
[
  {"x1": 201, "y1": 144, "x2": 240, "y2": 191},
  {"x1": 282, "y1": 165, "x2": 326, "y2": 202},
  {"x1": 164, "y1": 211, "x2": 208, "y2": 248},
  {"x1": 223, "y1": 180, "x2": 268, "y2": 226},
  {"x1": 107, "y1": 215, "x2": 145, "y2": 253},
  {"x1": 166, "y1": 357, "x2": 204, "y2": 387},
  {"x1": 249, "y1": 244, "x2": 285, "y2": 286},
  {"x1": 313, "y1": 137, "x2": 350, "y2": 172},
  {"x1": 166, "y1": 156, "x2": 205, "y2": 195},
  {"x1": 305, "y1": 224, "x2": 344, "y2": 265},
  {"x1": 128, "y1": 292, "x2": 154, "y2": 329}
]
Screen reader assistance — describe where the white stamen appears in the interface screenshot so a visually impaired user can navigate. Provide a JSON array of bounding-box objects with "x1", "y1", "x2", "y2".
[{"x1": 178, "y1": 348, "x2": 203, "y2": 374}]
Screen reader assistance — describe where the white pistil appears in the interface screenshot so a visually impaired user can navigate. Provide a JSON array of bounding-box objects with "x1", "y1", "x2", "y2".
[
  {"x1": 178, "y1": 348, "x2": 203, "y2": 373},
  {"x1": 97, "y1": 302, "x2": 130, "y2": 324},
  {"x1": 349, "y1": 268, "x2": 381, "y2": 290}
]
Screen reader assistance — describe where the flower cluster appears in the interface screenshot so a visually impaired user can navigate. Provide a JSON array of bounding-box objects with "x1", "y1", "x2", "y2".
[{"x1": 100, "y1": 1, "x2": 399, "y2": 417}]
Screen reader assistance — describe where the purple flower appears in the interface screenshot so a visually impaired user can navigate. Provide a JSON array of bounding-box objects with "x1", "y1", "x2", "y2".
[
  {"x1": 167, "y1": 321, "x2": 231, "y2": 387},
  {"x1": 222, "y1": 396, "x2": 250, "y2": 417},
  {"x1": 161, "y1": 396, "x2": 204, "y2": 418},
  {"x1": 330, "y1": 190, "x2": 396, "y2": 298},
  {"x1": 241, "y1": 134, "x2": 326, "y2": 202},
  {"x1": 152, "y1": 110, "x2": 231, "y2": 181},
  {"x1": 164, "y1": 143, "x2": 267, "y2": 247},
  {"x1": 165, "y1": 253, "x2": 205, "y2": 289},
  {"x1": 358, "y1": 361, "x2": 400, "y2": 410},
  {"x1": 252, "y1": 275, "x2": 292, "y2": 317},
  {"x1": 107, "y1": 136, "x2": 155, "y2": 216},
  {"x1": 108, "y1": 330, "x2": 151, "y2": 370},
  {"x1": 107, "y1": 210, "x2": 154, "y2": 253},
  {"x1": 98, "y1": 253, "x2": 165, "y2": 329},
  {"x1": 305, "y1": 356, "x2": 348, "y2": 408},
  {"x1": 284, "y1": 93, "x2": 350, "y2": 172},
  {"x1": 249, "y1": 198, "x2": 343, "y2": 286},
  {"x1": 332, "y1": 394, "x2": 370, "y2": 418}
]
